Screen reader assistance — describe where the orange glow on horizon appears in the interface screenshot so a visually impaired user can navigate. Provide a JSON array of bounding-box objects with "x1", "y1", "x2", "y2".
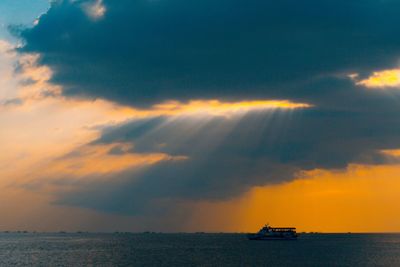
[{"x1": 187, "y1": 164, "x2": 400, "y2": 233}]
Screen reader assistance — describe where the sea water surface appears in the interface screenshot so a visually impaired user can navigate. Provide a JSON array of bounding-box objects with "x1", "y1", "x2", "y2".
[{"x1": 1, "y1": 233, "x2": 400, "y2": 266}]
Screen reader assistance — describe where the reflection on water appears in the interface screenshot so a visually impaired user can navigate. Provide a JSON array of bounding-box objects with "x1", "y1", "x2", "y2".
[{"x1": 0, "y1": 233, "x2": 400, "y2": 266}]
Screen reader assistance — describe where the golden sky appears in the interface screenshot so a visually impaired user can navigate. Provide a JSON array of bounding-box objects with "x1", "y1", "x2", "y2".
[{"x1": 2, "y1": 0, "x2": 400, "y2": 233}]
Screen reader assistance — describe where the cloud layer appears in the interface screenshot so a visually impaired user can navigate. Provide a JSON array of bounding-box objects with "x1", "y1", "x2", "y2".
[{"x1": 15, "y1": 0, "x2": 400, "y2": 219}]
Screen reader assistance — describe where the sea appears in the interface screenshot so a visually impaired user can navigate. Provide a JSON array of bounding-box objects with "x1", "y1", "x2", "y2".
[{"x1": 0, "y1": 233, "x2": 399, "y2": 266}]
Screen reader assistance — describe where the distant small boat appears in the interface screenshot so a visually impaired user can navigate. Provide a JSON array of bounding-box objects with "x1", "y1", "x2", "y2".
[{"x1": 248, "y1": 224, "x2": 298, "y2": 240}]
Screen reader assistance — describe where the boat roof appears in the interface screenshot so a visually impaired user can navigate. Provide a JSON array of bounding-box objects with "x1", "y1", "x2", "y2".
[{"x1": 269, "y1": 227, "x2": 296, "y2": 230}]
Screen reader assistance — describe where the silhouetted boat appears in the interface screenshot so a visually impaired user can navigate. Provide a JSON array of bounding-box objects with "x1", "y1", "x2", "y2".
[{"x1": 248, "y1": 224, "x2": 297, "y2": 240}]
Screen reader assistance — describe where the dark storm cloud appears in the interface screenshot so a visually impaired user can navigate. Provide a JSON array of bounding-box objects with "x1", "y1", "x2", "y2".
[
  {"x1": 19, "y1": 0, "x2": 400, "y2": 106},
  {"x1": 17, "y1": 0, "x2": 400, "y2": 216}
]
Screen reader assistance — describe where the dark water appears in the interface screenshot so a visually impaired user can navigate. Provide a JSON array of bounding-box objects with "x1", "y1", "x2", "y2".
[{"x1": 1, "y1": 233, "x2": 400, "y2": 266}]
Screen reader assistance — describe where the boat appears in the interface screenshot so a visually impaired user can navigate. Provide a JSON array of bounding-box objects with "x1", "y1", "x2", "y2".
[{"x1": 247, "y1": 224, "x2": 298, "y2": 240}]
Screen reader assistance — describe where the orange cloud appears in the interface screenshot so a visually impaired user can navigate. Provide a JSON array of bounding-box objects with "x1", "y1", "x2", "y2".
[
  {"x1": 151, "y1": 99, "x2": 311, "y2": 117},
  {"x1": 81, "y1": 0, "x2": 106, "y2": 20},
  {"x1": 355, "y1": 69, "x2": 400, "y2": 88},
  {"x1": 381, "y1": 149, "x2": 400, "y2": 157}
]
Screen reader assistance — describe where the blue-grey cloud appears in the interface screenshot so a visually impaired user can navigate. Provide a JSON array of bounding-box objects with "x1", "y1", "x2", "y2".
[{"x1": 19, "y1": 0, "x2": 400, "y2": 106}]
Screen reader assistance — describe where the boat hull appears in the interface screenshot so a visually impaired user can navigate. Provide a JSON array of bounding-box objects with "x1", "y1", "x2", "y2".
[{"x1": 247, "y1": 234, "x2": 297, "y2": 240}]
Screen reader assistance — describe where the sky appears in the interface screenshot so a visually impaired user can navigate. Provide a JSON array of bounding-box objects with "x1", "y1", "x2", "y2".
[{"x1": 2, "y1": 0, "x2": 400, "y2": 232}]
